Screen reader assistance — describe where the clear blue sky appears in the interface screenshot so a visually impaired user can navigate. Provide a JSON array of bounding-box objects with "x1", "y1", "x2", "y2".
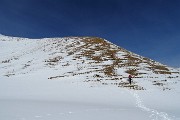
[{"x1": 0, "y1": 0, "x2": 180, "y2": 67}]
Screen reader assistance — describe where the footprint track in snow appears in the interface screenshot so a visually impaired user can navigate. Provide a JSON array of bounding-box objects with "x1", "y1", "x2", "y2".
[{"x1": 131, "y1": 91, "x2": 172, "y2": 120}]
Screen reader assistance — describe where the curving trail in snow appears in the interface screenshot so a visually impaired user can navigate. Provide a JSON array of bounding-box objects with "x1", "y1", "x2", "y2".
[{"x1": 130, "y1": 90, "x2": 172, "y2": 120}]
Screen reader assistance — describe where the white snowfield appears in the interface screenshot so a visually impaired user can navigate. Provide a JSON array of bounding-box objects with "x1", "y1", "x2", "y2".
[{"x1": 0, "y1": 34, "x2": 180, "y2": 120}]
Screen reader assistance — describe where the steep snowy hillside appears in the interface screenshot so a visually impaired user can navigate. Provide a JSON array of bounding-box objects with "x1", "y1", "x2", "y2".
[
  {"x1": 0, "y1": 35, "x2": 179, "y2": 90},
  {"x1": 0, "y1": 35, "x2": 180, "y2": 120}
]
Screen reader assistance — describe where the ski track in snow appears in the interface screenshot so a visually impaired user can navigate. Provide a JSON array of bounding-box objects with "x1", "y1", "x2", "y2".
[{"x1": 130, "y1": 90, "x2": 172, "y2": 120}]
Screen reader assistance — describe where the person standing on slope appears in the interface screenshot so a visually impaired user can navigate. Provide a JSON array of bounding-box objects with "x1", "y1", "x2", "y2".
[{"x1": 128, "y1": 74, "x2": 132, "y2": 85}]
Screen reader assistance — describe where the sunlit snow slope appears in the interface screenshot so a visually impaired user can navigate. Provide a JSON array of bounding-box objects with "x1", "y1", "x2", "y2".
[
  {"x1": 0, "y1": 35, "x2": 179, "y2": 90},
  {"x1": 0, "y1": 34, "x2": 180, "y2": 120}
]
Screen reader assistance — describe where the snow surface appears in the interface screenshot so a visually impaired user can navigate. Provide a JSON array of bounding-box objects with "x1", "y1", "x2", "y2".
[{"x1": 0, "y1": 35, "x2": 180, "y2": 120}]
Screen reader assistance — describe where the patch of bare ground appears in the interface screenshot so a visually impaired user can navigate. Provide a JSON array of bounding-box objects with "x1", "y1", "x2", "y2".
[{"x1": 46, "y1": 37, "x2": 179, "y2": 90}]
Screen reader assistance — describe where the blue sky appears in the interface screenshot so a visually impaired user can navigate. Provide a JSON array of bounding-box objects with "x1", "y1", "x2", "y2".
[{"x1": 0, "y1": 0, "x2": 180, "y2": 67}]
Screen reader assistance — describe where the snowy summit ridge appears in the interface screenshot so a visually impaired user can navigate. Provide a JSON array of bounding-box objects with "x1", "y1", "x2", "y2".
[{"x1": 0, "y1": 35, "x2": 179, "y2": 90}]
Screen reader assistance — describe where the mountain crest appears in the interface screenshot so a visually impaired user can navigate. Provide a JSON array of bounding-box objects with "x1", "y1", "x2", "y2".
[{"x1": 0, "y1": 36, "x2": 179, "y2": 90}]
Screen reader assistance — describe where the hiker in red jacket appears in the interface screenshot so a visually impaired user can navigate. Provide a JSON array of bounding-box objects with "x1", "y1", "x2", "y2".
[{"x1": 128, "y1": 74, "x2": 132, "y2": 85}]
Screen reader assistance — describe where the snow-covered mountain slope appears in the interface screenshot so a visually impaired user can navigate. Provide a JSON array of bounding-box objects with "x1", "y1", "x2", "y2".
[
  {"x1": 0, "y1": 35, "x2": 179, "y2": 90},
  {"x1": 0, "y1": 35, "x2": 180, "y2": 120}
]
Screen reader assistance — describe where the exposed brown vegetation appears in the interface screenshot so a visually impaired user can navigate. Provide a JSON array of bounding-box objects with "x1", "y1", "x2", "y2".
[
  {"x1": 147, "y1": 64, "x2": 171, "y2": 74},
  {"x1": 44, "y1": 37, "x2": 179, "y2": 91},
  {"x1": 126, "y1": 69, "x2": 138, "y2": 76}
]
